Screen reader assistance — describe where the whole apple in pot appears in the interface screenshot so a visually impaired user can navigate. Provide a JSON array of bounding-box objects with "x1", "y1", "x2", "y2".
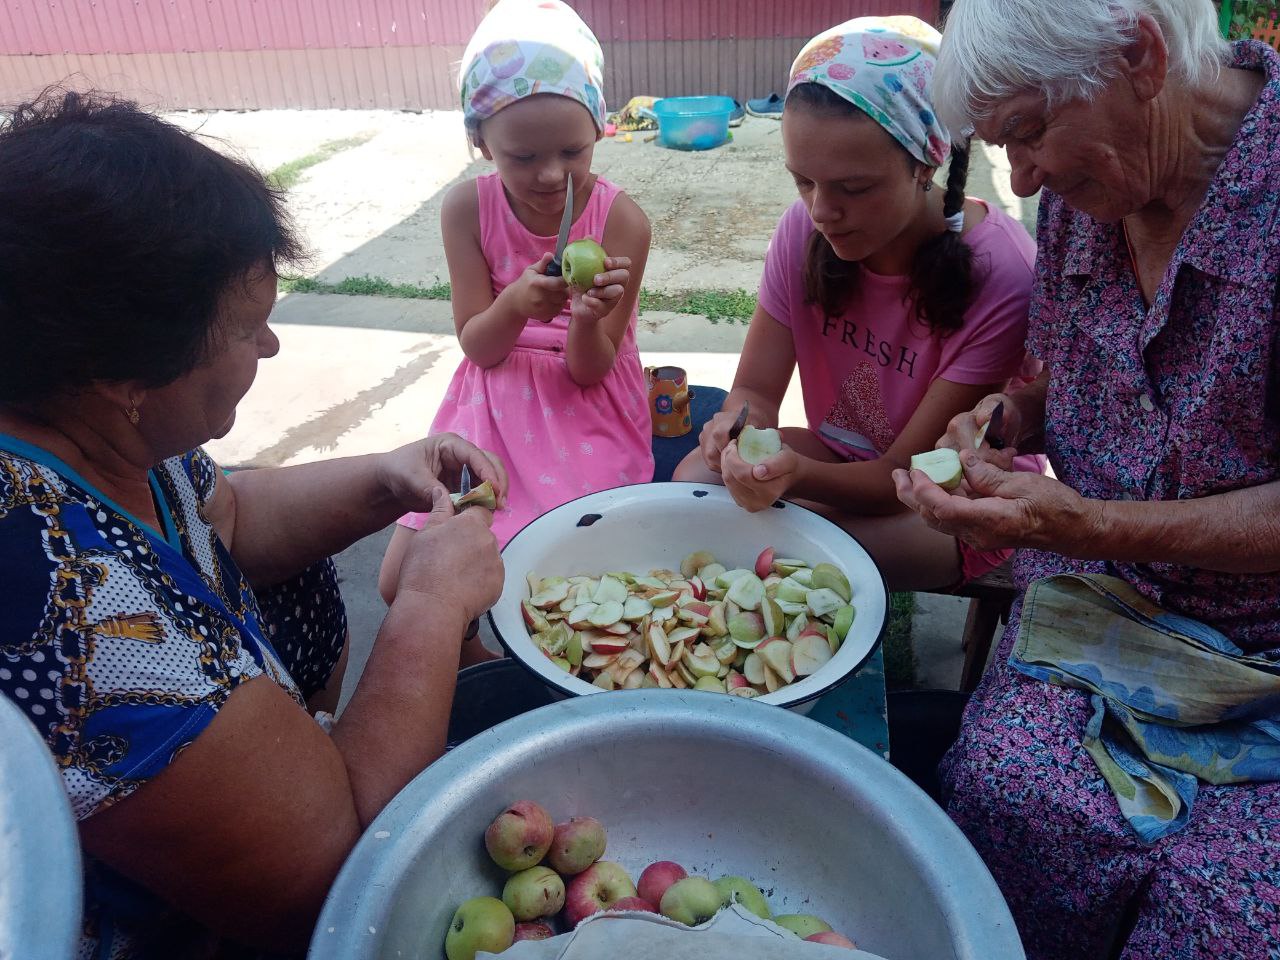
[
  {"x1": 513, "y1": 920, "x2": 555, "y2": 942},
  {"x1": 546, "y1": 816, "x2": 607, "y2": 876},
  {"x1": 637, "y1": 860, "x2": 687, "y2": 910},
  {"x1": 807, "y1": 930, "x2": 858, "y2": 948},
  {"x1": 659, "y1": 876, "x2": 724, "y2": 926},
  {"x1": 484, "y1": 800, "x2": 554, "y2": 872},
  {"x1": 562, "y1": 861, "x2": 638, "y2": 927},
  {"x1": 502, "y1": 865, "x2": 565, "y2": 921},
  {"x1": 443, "y1": 896, "x2": 515, "y2": 960}
]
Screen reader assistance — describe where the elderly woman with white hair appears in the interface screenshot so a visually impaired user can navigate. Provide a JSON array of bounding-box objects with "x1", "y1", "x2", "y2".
[{"x1": 894, "y1": 1, "x2": 1280, "y2": 956}]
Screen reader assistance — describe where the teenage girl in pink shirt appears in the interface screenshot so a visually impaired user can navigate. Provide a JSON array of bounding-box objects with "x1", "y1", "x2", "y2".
[
  {"x1": 380, "y1": 0, "x2": 654, "y2": 602},
  {"x1": 675, "y1": 16, "x2": 1043, "y2": 591}
]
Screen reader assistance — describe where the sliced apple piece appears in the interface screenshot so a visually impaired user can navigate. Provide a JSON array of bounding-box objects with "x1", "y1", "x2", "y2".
[
  {"x1": 612, "y1": 648, "x2": 646, "y2": 685},
  {"x1": 648, "y1": 590, "x2": 680, "y2": 608},
  {"x1": 776, "y1": 578, "x2": 809, "y2": 604},
  {"x1": 592, "y1": 575, "x2": 628, "y2": 605},
  {"x1": 791, "y1": 634, "x2": 833, "y2": 677},
  {"x1": 693, "y1": 676, "x2": 726, "y2": 693},
  {"x1": 832, "y1": 604, "x2": 855, "y2": 638},
  {"x1": 727, "y1": 611, "x2": 766, "y2": 649},
  {"x1": 715, "y1": 568, "x2": 751, "y2": 590},
  {"x1": 714, "y1": 640, "x2": 739, "y2": 665},
  {"x1": 771, "y1": 558, "x2": 809, "y2": 577},
  {"x1": 697, "y1": 562, "x2": 727, "y2": 583},
  {"x1": 675, "y1": 659, "x2": 698, "y2": 686},
  {"x1": 705, "y1": 602, "x2": 729, "y2": 638},
  {"x1": 729, "y1": 686, "x2": 760, "y2": 699},
  {"x1": 910, "y1": 447, "x2": 964, "y2": 490},
  {"x1": 755, "y1": 547, "x2": 776, "y2": 579},
  {"x1": 522, "y1": 600, "x2": 552, "y2": 633},
  {"x1": 726, "y1": 573, "x2": 765, "y2": 611},
  {"x1": 726, "y1": 670, "x2": 750, "y2": 691},
  {"x1": 669, "y1": 639, "x2": 687, "y2": 667},
  {"x1": 566, "y1": 632, "x2": 584, "y2": 667},
  {"x1": 806, "y1": 588, "x2": 844, "y2": 619},
  {"x1": 588, "y1": 601, "x2": 625, "y2": 627},
  {"x1": 760, "y1": 598, "x2": 787, "y2": 639},
  {"x1": 683, "y1": 643, "x2": 721, "y2": 678},
  {"x1": 633, "y1": 575, "x2": 667, "y2": 590},
  {"x1": 530, "y1": 580, "x2": 570, "y2": 609},
  {"x1": 810, "y1": 563, "x2": 852, "y2": 603},
  {"x1": 827, "y1": 625, "x2": 842, "y2": 655},
  {"x1": 647, "y1": 662, "x2": 673, "y2": 689},
  {"x1": 667, "y1": 667, "x2": 689, "y2": 689},
  {"x1": 548, "y1": 655, "x2": 572, "y2": 673},
  {"x1": 582, "y1": 651, "x2": 620, "y2": 670},
  {"x1": 590, "y1": 634, "x2": 630, "y2": 656},
  {"x1": 757, "y1": 638, "x2": 796, "y2": 684},
  {"x1": 688, "y1": 576, "x2": 707, "y2": 601},
  {"x1": 603, "y1": 621, "x2": 632, "y2": 636},
  {"x1": 527, "y1": 573, "x2": 543, "y2": 596},
  {"x1": 652, "y1": 605, "x2": 677, "y2": 625},
  {"x1": 622, "y1": 667, "x2": 645, "y2": 689},
  {"x1": 568, "y1": 603, "x2": 599, "y2": 628},
  {"x1": 680, "y1": 551, "x2": 716, "y2": 578},
  {"x1": 761, "y1": 661, "x2": 783, "y2": 693},
  {"x1": 593, "y1": 671, "x2": 616, "y2": 690},
  {"x1": 743, "y1": 652, "x2": 766, "y2": 687},
  {"x1": 786, "y1": 613, "x2": 809, "y2": 642},
  {"x1": 647, "y1": 624, "x2": 673, "y2": 667},
  {"x1": 677, "y1": 601, "x2": 711, "y2": 627}
]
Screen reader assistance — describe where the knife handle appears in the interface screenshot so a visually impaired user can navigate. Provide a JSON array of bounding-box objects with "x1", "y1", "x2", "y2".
[{"x1": 545, "y1": 260, "x2": 563, "y2": 278}]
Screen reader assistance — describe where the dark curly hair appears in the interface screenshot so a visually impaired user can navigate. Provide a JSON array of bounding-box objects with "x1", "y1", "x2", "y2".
[
  {"x1": 0, "y1": 89, "x2": 304, "y2": 405},
  {"x1": 788, "y1": 82, "x2": 976, "y2": 337}
]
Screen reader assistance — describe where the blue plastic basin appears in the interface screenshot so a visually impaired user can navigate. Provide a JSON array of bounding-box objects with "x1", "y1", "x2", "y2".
[{"x1": 653, "y1": 95, "x2": 734, "y2": 151}]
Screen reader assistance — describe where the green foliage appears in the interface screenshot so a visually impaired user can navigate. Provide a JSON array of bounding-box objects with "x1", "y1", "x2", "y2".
[
  {"x1": 1221, "y1": 1, "x2": 1279, "y2": 39},
  {"x1": 277, "y1": 275, "x2": 451, "y2": 299},
  {"x1": 884, "y1": 592, "x2": 917, "y2": 690}
]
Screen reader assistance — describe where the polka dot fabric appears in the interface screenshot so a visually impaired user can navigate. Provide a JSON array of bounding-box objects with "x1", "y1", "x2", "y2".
[
  {"x1": 0, "y1": 441, "x2": 307, "y2": 958},
  {"x1": 254, "y1": 557, "x2": 348, "y2": 700}
]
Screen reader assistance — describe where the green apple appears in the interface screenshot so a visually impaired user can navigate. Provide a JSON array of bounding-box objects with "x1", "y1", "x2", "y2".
[
  {"x1": 562, "y1": 238, "x2": 608, "y2": 293},
  {"x1": 774, "y1": 913, "x2": 834, "y2": 938},
  {"x1": 737, "y1": 425, "x2": 782, "y2": 465},
  {"x1": 909, "y1": 448, "x2": 964, "y2": 490},
  {"x1": 659, "y1": 876, "x2": 724, "y2": 926},
  {"x1": 444, "y1": 896, "x2": 515, "y2": 960},
  {"x1": 502, "y1": 865, "x2": 565, "y2": 921},
  {"x1": 713, "y1": 875, "x2": 771, "y2": 919}
]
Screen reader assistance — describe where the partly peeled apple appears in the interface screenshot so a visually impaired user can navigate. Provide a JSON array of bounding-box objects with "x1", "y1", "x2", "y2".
[
  {"x1": 909, "y1": 448, "x2": 963, "y2": 490},
  {"x1": 736, "y1": 425, "x2": 782, "y2": 465},
  {"x1": 562, "y1": 238, "x2": 608, "y2": 293},
  {"x1": 452, "y1": 480, "x2": 497, "y2": 510}
]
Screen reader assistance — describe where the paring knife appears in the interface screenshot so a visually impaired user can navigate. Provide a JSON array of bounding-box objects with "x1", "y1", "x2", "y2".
[
  {"x1": 727, "y1": 400, "x2": 750, "y2": 443},
  {"x1": 544, "y1": 173, "x2": 575, "y2": 278},
  {"x1": 974, "y1": 401, "x2": 1007, "y2": 451}
]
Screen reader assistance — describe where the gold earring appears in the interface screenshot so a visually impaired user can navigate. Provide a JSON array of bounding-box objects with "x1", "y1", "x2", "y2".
[
  {"x1": 126, "y1": 407, "x2": 140, "y2": 425},
  {"x1": 922, "y1": 180, "x2": 933, "y2": 192}
]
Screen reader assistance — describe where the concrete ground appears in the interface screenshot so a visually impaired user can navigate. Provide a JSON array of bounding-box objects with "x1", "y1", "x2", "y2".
[{"x1": 184, "y1": 108, "x2": 1034, "y2": 707}]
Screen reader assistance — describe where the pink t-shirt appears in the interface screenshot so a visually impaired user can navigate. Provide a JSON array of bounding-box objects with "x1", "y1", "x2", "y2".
[{"x1": 759, "y1": 198, "x2": 1038, "y2": 461}]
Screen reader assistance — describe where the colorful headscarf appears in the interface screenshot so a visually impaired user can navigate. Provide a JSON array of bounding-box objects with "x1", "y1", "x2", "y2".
[
  {"x1": 459, "y1": 0, "x2": 607, "y2": 137},
  {"x1": 788, "y1": 16, "x2": 952, "y2": 169}
]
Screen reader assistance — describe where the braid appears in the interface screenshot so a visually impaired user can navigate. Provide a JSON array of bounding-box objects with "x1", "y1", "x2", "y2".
[{"x1": 906, "y1": 141, "x2": 976, "y2": 336}]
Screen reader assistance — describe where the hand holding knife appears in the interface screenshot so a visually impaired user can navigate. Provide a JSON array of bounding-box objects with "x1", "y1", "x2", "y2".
[
  {"x1": 974, "y1": 401, "x2": 1007, "y2": 451},
  {"x1": 455, "y1": 464, "x2": 481, "y2": 642},
  {"x1": 727, "y1": 400, "x2": 750, "y2": 444},
  {"x1": 544, "y1": 173, "x2": 574, "y2": 279}
]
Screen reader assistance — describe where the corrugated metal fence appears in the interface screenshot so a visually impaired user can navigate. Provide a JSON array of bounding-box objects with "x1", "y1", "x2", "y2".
[{"x1": 0, "y1": 1, "x2": 938, "y2": 112}]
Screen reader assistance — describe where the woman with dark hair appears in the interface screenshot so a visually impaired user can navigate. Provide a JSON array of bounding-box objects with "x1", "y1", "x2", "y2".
[
  {"x1": 674, "y1": 16, "x2": 1043, "y2": 591},
  {"x1": 0, "y1": 91, "x2": 506, "y2": 957}
]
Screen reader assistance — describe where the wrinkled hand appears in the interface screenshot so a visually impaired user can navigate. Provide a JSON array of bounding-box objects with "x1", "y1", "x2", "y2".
[
  {"x1": 377, "y1": 434, "x2": 508, "y2": 513},
  {"x1": 512, "y1": 252, "x2": 570, "y2": 323},
  {"x1": 893, "y1": 449, "x2": 1101, "y2": 553},
  {"x1": 569, "y1": 256, "x2": 632, "y2": 324},
  {"x1": 937, "y1": 393, "x2": 1020, "y2": 470},
  {"x1": 698, "y1": 408, "x2": 755, "y2": 475},
  {"x1": 721, "y1": 440, "x2": 801, "y2": 513},
  {"x1": 393, "y1": 488, "x2": 504, "y2": 626}
]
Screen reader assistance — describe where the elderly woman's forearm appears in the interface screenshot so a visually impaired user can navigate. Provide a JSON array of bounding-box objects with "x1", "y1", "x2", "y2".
[
  {"x1": 1077, "y1": 483, "x2": 1280, "y2": 574},
  {"x1": 330, "y1": 593, "x2": 467, "y2": 825}
]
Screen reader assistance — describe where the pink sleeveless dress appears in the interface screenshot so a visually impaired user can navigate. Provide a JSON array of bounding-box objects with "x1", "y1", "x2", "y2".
[{"x1": 400, "y1": 172, "x2": 654, "y2": 546}]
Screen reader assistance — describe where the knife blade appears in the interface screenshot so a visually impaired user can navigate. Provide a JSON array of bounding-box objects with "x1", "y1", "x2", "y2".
[
  {"x1": 545, "y1": 173, "x2": 575, "y2": 278},
  {"x1": 727, "y1": 400, "x2": 750, "y2": 443},
  {"x1": 974, "y1": 401, "x2": 1006, "y2": 451},
  {"x1": 459, "y1": 463, "x2": 473, "y2": 499}
]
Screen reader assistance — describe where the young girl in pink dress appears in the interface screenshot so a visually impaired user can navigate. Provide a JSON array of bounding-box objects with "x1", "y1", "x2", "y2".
[{"x1": 380, "y1": 0, "x2": 653, "y2": 600}]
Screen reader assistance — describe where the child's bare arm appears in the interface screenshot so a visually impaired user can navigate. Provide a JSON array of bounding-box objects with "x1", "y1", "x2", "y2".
[
  {"x1": 564, "y1": 194, "x2": 650, "y2": 386},
  {"x1": 442, "y1": 182, "x2": 568, "y2": 368}
]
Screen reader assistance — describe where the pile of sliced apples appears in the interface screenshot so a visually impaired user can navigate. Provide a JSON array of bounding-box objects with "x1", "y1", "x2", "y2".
[{"x1": 521, "y1": 549, "x2": 856, "y2": 698}]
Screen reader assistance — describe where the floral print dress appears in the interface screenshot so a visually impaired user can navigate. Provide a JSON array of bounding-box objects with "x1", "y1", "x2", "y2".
[{"x1": 941, "y1": 41, "x2": 1280, "y2": 959}]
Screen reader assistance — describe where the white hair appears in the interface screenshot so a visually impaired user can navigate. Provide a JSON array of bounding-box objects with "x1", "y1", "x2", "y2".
[{"x1": 935, "y1": 0, "x2": 1230, "y2": 132}]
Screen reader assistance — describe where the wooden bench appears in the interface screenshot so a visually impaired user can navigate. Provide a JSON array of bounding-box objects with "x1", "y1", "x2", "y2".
[{"x1": 942, "y1": 560, "x2": 1019, "y2": 692}]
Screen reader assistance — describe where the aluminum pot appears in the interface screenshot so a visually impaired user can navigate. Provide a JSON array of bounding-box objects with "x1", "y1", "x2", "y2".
[
  {"x1": 0, "y1": 694, "x2": 81, "y2": 960},
  {"x1": 309, "y1": 691, "x2": 1024, "y2": 960},
  {"x1": 489, "y1": 483, "x2": 889, "y2": 713}
]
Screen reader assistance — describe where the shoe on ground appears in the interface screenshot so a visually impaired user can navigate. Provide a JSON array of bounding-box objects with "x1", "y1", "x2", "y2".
[
  {"x1": 745, "y1": 93, "x2": 784, "y2": 119},
  {"x1": 729, "y1": 100, "x2": 745, "y2": 126}
]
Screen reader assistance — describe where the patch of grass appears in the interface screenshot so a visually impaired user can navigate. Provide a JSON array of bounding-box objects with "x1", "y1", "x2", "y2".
[
  {"x1": 639, "y1": 288, "x2": 757, "y2": 324},
  {"x1": 278, "y1": 275, "x2": 452, "y2": 300},
  {"x1": 266, "y1": 134, "x2": 374, "y2": 191},
  {"x1": 280, "y1": 273, "x2": 756, "y2": 323},
  {"x1": 883, "y1": 592, "x2": 917, "y2": 691}
]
